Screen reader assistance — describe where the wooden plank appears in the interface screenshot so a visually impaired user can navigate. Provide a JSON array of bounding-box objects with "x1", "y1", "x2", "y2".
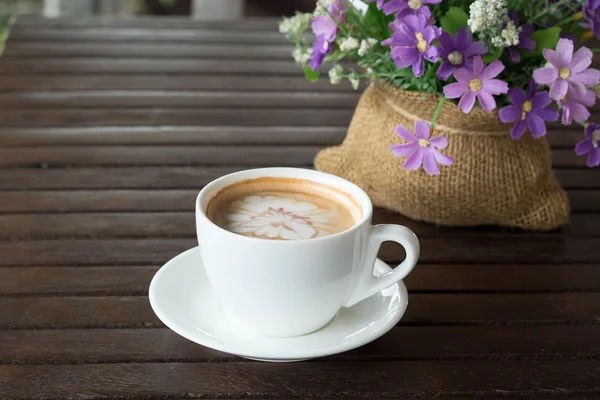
[
  {"x1": 7, "y1": 27, "x2": 289, "y2": 44},
  {"x1": 0, "y1": 59, "x2": 307, "y2": 75},
  {"x1": 0, "y1": 146, "x2": 321, "y2": 167},
  {"x1": 0, "y1": 212, "x2": 597, "y2": 239},
  {"x1": 0, "y1": 75, "x2": 354, "y2": 91},
  {"x1": 2, "y1": 325, "x2": 600, "y2": 364},
  {"x1": 2, "y1": 42, "x2": 295, "y2": 59},
  {"x1": 2, "y1": 293, "x2": 600, "y2": 329},
  {"x1": 552, "y1": 149, "x2": 587, "y2": 167},
  {"x1": 0, "y1": 267, "x2": 154, "y2": 295},
  {"x1": 0, "y1": 108, "x2": 353, "y2": 127},
  {"x1": 0, "y1": 146, "x2": 584, "y2": 168},
  {"x1": 0, "y1": 296, "x2": 158, "y2": 328},
  {"x1": 0, "y1": 126, "x2": 347, "y2": 146},
  {"x1": 0, "y1": 190, "x2": 198, "y2": 213},
  {"x1": 11, "y1": 17, "x2": 280, "y2": 30},
  {"x1": 0, "y1": 237, "x2": 597, "y2": 266},
  {"x1": 556, "y1": 169, "x2": 600, "y2": 188},
  {"x1": 0, "y1": 90, "x2": 360, "y2": 109},
  {"x1": 0, "y1": 126, "x2": 578, "y2": 148},
  {"x1": 1, "y1": 361, "x2": 599, "y2": 399},
  {"x1": 0, "y1": 239, "x2": 195, "y2": 267},
  {"x1": 0, "y1": 167, "x2": 244, "y2": 190},
  {"x1": 2, "y1": 263, "x2": 600, "y2": 295},
  {"x1": 0, "y1": 213, "x2": 194, "y2": 239},
  {"x1": 403, "y1": 264, "x2": 600, "y2": 292},
  {"x1": 0, "y1": 167, "x2": 597, "y2": 190},
  {"x1": 0, "y1": 189, "x2": 598, "y2": 214}
]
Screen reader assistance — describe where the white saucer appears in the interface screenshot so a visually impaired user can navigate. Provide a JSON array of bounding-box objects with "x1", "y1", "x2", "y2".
[{"x1": 149, "y1": 247, "x2": 408, "y2": 362}]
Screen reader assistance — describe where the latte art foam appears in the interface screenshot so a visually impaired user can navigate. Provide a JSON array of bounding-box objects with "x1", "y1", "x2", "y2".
[{"x1": 207, "y1": 178, "x2": 362, "y2": 240}]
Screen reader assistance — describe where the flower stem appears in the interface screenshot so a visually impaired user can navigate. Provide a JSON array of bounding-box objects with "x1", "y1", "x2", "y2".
[
  {"x1": 430, "y1": 97, "x2": 446, "y2": 130},
  {"x1": 528, "y1": 0, "x2": 574, "y2": 23},
  {"x1": 555, "y1": 15, "x2": 575, "y2": 27}
]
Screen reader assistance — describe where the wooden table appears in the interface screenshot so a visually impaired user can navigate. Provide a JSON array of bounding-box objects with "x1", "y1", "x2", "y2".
[{"x1": 1, "y1": 17, "x2": 599, "y2": 400}]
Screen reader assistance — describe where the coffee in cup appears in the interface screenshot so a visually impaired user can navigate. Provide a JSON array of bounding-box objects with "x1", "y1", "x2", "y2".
[{"x1": 206, "y1": 177, "x2": 362, "y2": 240}]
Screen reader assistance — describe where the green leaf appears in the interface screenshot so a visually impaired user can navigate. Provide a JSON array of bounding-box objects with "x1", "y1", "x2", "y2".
[
  {"x1": 482, "y1": 47, "x2": 503, "y2": 63},
  {"x1": 531, "y1": 27, "x2": 561, "y2": 53},
  {"x1": 304, "y1": 65, "x2": 320, "y2": 83},
  {"x1": 363, "y1": 3, "x2": 383, "y2": 35},
  {"x1": 440, "y1": 7, "x2": 469, "y2": 36}
]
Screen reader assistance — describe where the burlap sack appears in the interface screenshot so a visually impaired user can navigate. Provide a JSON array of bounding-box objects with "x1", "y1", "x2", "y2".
[{"x1": 315, "y1": 84, "x2": 570, "y2": 230}]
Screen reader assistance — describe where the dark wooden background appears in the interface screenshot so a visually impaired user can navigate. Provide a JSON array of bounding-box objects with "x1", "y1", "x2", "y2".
[{"x1": 0, "y1": 16, "x2": 599, "y2": 400}]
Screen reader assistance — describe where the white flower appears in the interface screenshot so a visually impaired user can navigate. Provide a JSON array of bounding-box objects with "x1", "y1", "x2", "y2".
[
  {"x1": 468, "y1": 0, "x2": 508, "y2": 33},
  {"x1": 278, "y1": 12, "x2": 312, "y2": 39},
  {"x1": 314, "y1": 0, "x2": 334, "y2": 16},
  {"x1": 339, "y1": 36, "x2": 360, "y2": 51},
  {"x1": 222, "y1": 195, "x2": 335, "y2": 240},
  {"x1": 349, "y1": 73, "x2": 360, "y2": 90},
  {"x1": 329, "y1": 64, "x2": 343, "y2": 84},
  {"x1": 490, "y1": 20, "x2": 521, "y2": 48},
  {"x1": 292, "y1": 47, "x2": 312, "y2": 66},
  {"x1": 358, "y1": 38, "x2": 378, "y2": 56}
]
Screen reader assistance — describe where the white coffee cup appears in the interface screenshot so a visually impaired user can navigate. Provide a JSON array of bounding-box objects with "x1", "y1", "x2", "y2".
[{"x1": 196, "y1": 168, "x2": 419, "y2": 337}]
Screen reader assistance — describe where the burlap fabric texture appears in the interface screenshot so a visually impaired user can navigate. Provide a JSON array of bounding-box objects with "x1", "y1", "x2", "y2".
[{"x1": 315, "y1": 84, "x2": 570, "y2": 230}]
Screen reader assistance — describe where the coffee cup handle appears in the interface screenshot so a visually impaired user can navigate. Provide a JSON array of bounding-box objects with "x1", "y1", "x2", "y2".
[{"x1": 343, "y1": 224, "x2": 419, "y2": 307}]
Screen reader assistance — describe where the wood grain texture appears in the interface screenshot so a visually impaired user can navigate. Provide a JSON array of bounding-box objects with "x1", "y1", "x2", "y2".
[
  {"x1": 7, "y1": 27, "x2": 289, "y2": 44},
  {"x1": 0, "y1": 167, "x2": 597, "y2": 190},
  {"x1": 0, "y1": 59, "x2": 317, "y2": 75},
  {"x1": 2, "y1": 293, "x2": 600, "y2": 329},
  {"x1": 0, "y1": 212, "x2": 597, "y2": 239},
  {"x1": 0, "y1": 167, "x2": 245, "y2": 190},
  {"x1": 1, "y1": 17, "x2": 599, "y2": 400},
  {"x1": 0, "y1": 126, "x2": 578, "y2": 147},
  {"x1": 0, "y1": 237, "x2": 598, "y2": 266},
  {"x1": 0, "y1": 126, "x2": 348, "y2": 146},
  {"x1": 11, "y1": 16, "x2": 280, "y2": 30},
  {"x1": 2, "y1": 325, "x2": 600, "y2": 364},
  {"x1": 1, "y1": 360, "x2": 599, "y2": 399},
  {"x1": 0, "y1": 90, "x2": 360, "y2": 108},
  {"x1": 0, "y1": 190, "x2": 199, "y2": 213},
  {"x1": 0, "y1": 146, "x2": 321, "y2": 167},
  {"x1": 0, "y1": 190, "x2": 598, "y2": 213},
  {"x1": 0, "y1": 108, "x2": 354, "y2": 127},
  {"x1": 2, "y1": 263, "x2": 600, "y2": 295},
  {"x1": 3, "y1": 42, "x2": 294, "y2": 59},
  {"x1": 0, "y1": 146, "x2": 585, "y2": 168},
  {"x1": 0, "y1": 75, "x2": 354, "y2": 91}
]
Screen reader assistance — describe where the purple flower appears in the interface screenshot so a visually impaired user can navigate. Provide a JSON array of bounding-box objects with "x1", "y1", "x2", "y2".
[
  {"x1": 585, "y1": 0, "x2": 600, "y2": 38},
  {"x1": 390, "y1": 120, "x2": 454, "y2": 175},
  {"x1": 498, "y1": 81, "x2": 559, "y2": 139},
  {"x1": 557, "y1": 90, "x2": 596, "y2": 125},
  {"x1": 309, "y1": 35, "x2": 332, "y2": 71},
  {"x1": 437, "y1": 28, "x2": 488, "y2": 81},
  {"x1": 382, "y1": 0, "x2": 441, "y2": 16},
  {"x1": 309, "y1": 0, "x2": 346, "y2": 71},
  {"x1": 443, "y1": 56, "x2": 509, "y2": 113},
  {"x1": 388, "y1": 14, "x2": 440, "y2": 77},
  {"x1": 575, "y1": 123, "x2": 600, "y2": 167},
  {"x1": 533, "y1": 38, "x2": 600, "y2": 100},
  {"x1": 507, "y1": 12, "x2": 536, "y2": 64}
]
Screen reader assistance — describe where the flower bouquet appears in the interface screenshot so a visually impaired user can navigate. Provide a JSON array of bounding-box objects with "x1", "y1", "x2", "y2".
[{"x1": 279, "y1": 0, "x2": 600, "y2": 230}]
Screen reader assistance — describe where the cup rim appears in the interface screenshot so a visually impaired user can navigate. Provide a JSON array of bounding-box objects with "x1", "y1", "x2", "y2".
[{"x1": 196, "y1": 167, "x2": 373, "y2": 244}]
